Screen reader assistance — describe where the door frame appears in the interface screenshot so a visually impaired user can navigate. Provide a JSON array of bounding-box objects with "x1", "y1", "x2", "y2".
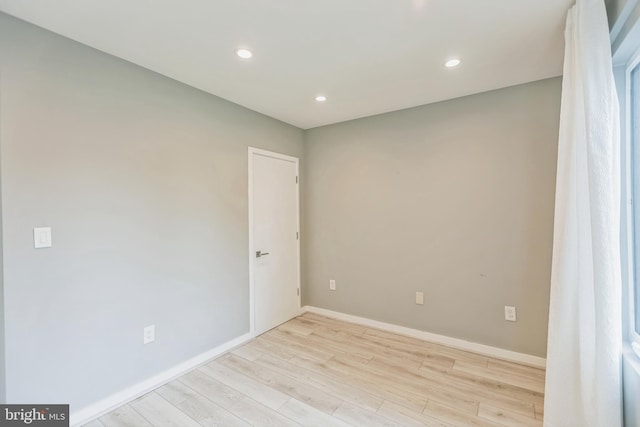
[{"x1": 248, "y1": 147, "x2": 301, "y2": 337}]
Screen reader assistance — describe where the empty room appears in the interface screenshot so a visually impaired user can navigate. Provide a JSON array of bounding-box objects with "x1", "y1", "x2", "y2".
[{"x1": 0, "y1": 0, "x2": 639, "y2": 426}]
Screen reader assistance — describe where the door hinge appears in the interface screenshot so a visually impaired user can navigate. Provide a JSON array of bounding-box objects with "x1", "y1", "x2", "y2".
[
  {"x1": 296, "y1": 176, "x2": 298, "y2": 184},
  {"x1": 297, "y1": 288, "x2": 300, "y2": 296},
  {"x1": 296, "y1": 231, "x2": 299, "y2": 240}
]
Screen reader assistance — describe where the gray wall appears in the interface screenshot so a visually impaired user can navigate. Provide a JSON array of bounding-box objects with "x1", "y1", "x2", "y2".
[
  {"x1": 609, "y1": 0, "x2": 640, "y2": 64},
  {"x1": 303, "y1": 78, "x2": 561, "y2": 357},
  {"x1": 607, "y1": 0, "x2": 632, "y2": 26},
  {"x1": 0, "y1": 13, "x2": 303, "y2": 409}
]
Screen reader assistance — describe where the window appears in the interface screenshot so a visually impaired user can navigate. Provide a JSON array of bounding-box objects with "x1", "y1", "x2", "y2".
[{"x1": 629, "y1": 53, "x2": 640, "y2": 353}]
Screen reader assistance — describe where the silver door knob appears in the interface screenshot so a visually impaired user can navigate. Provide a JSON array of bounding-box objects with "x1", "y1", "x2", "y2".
[{"x1": 256, "y1": 250, "x2": 270, "y2": 258}]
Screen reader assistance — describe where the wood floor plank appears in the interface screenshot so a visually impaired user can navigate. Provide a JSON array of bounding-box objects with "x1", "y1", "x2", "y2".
[
  {"x1": 340, "y1": 328, "x2": 462, "y2": 372},
  {"x1": 444, "y1": 362, "x2": 543, "y2": 406},
  {"x1": 333, "y1": 401, "x2": 404, "y2": 427},
  {"x1": 420, "y1": 353, "x2": 457, "y2": 370},
  {"x1": 231, "y1": 343, "x2": 264, "y2": 361},
  {"x1": 219, "y1": 353, "x2": 344, "y2": 414},
  {"x1": 377, "y1": 400, "x2": 454, "y2": 427},
  {"x1": 302, "y1": 327, "x2": 424, "y2": 370},
  {"x1": 245, "y1": 337, "x2": 297, "y2": 360},
  {"x1": 276, "y1": 321, "x2": 314, "y2": 336},
  {"x1": 129, "y1": 392, "x2": 201, "y2": 427},
  {"x1": 478, "y1": 403, "x2": 543, "y2": 427},
  {"x1": 179, "y1": 370, "x2": 300, "y2": 426},
  {"x1": 155, "y1": 380, "x2": 249, "y2": 427},
  {"x1": 99, "y1": 404, "x2": 153, "y2": 427},
  {"x1": 417, "y1": 363, "x2": 540, "y2": 416},
  {"x1": 178, "y1": 370, "x2": 245, "y2": 408},
  {"x1": 82, "y1": 419, "x2": 105, "y2": 427},
  {"x1": 308, "y1": 324, "x2": 426, "y2": 363},
  {"x1": 270, "y1": 324, "x2": 374, "y2": 361},
  {"x1": 424, "y1": 401, "x2": 504, "y2": 427},
  {"x1": 291, "y1": 354, "x2": 428, "y2": 413},
  {"x1": 254, "y1": 352, "x2": 384, "y2": 412},
  {"x1": 487, "y1": 359, "x2": 546, "y2": 381},
  {"x1": 198, "y1": 360, "x2": 291, "y2": 410},
  {"x1": 260, "y1": 329, "x2": 335, "y2": 362},
  {"x1": 221, "y1": 397, "x2": 301, "y2": 427},
  {"x1": 453, "y1": 360, "x2": 545, "y2": 394},
  {"x1": 362, "y1": 327, "x2": 490, "y2": 368},
  {"x1": 534, "y1": 403, "x2": 544, "y2": 421},
  {"x1": 278, "y1": 398, "x2": 352, "y2": 427},
  {"x1": 328, "y1": 352, "x2": 479, "y2": 414},
  {"x1": 300, "y1": 313, "x2": 368, "y2": 334},
  {"x1": 325, "y1": 356, "x2": 430, "y2": 409}
]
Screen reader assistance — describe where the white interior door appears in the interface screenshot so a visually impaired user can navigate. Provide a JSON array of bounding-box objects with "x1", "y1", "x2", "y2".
[{"x1": 249, "y1": 148, "x2": 300, "y2": 336}]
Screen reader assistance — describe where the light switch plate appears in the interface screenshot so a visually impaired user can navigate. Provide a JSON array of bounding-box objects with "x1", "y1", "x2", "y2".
[
  {"x1": 416, "y1": 292, "x2": 424, "y2": 305},
  {"x1": 34, "y1": 227, "x2": 52, "y2": 249},
  {"x1": 144, "y1": 325, "x2": 155, "y2": 344},
  {"x1": 504, "y1": 306, "x2": 517, "y2": 322}
]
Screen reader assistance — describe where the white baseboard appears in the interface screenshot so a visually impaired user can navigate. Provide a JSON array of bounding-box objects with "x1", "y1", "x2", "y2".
[
  {"x1": 70, "y1": 332, "x2": 253, "y2": 426},
  {"x1": 301, "y1": 306, "x2": 546, "y2": 369}
]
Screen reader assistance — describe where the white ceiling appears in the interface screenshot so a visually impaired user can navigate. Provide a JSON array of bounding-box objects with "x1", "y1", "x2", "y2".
[{"x1": 0, "y1": 0, "x2": 573, "y2": 129}]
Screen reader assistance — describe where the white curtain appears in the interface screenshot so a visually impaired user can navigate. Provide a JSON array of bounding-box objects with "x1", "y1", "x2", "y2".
[{"x1": 544, "y1": 0, "x2": 622, "y2": 426}]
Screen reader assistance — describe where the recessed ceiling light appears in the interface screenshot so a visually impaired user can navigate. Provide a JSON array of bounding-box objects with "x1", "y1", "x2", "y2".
[
  {"x1": 315, "y1": 95, "x2": 327, "y2": 102},
  {"x1": 445, "y1": 58, "x2": 461, "y2": 68},
  {"x1": 236, "y1": 49, "x2": 253, "y2": 59}
]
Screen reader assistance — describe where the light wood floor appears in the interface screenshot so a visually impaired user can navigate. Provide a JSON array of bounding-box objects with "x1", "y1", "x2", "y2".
[{"x1": 83, "y1": 313, "x2": 545, "y2": 427}]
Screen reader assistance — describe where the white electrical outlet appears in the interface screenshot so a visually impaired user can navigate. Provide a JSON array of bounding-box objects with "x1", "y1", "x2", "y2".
[
  {"x1": 329, "y1": 279, "x2": 336, "y2": 291},
  {"x1": 504, "y1": 306, "x2": 517, "y2": 322},
  {"x1": 33, "y1": 227, "x2": 52, "y2": 249},
  {"x1": 143, "y1": 325, "x2": 155, "y2": 344},
  {"x1": 415, "y1": 292, "x2": 424, "y2": 305}
]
